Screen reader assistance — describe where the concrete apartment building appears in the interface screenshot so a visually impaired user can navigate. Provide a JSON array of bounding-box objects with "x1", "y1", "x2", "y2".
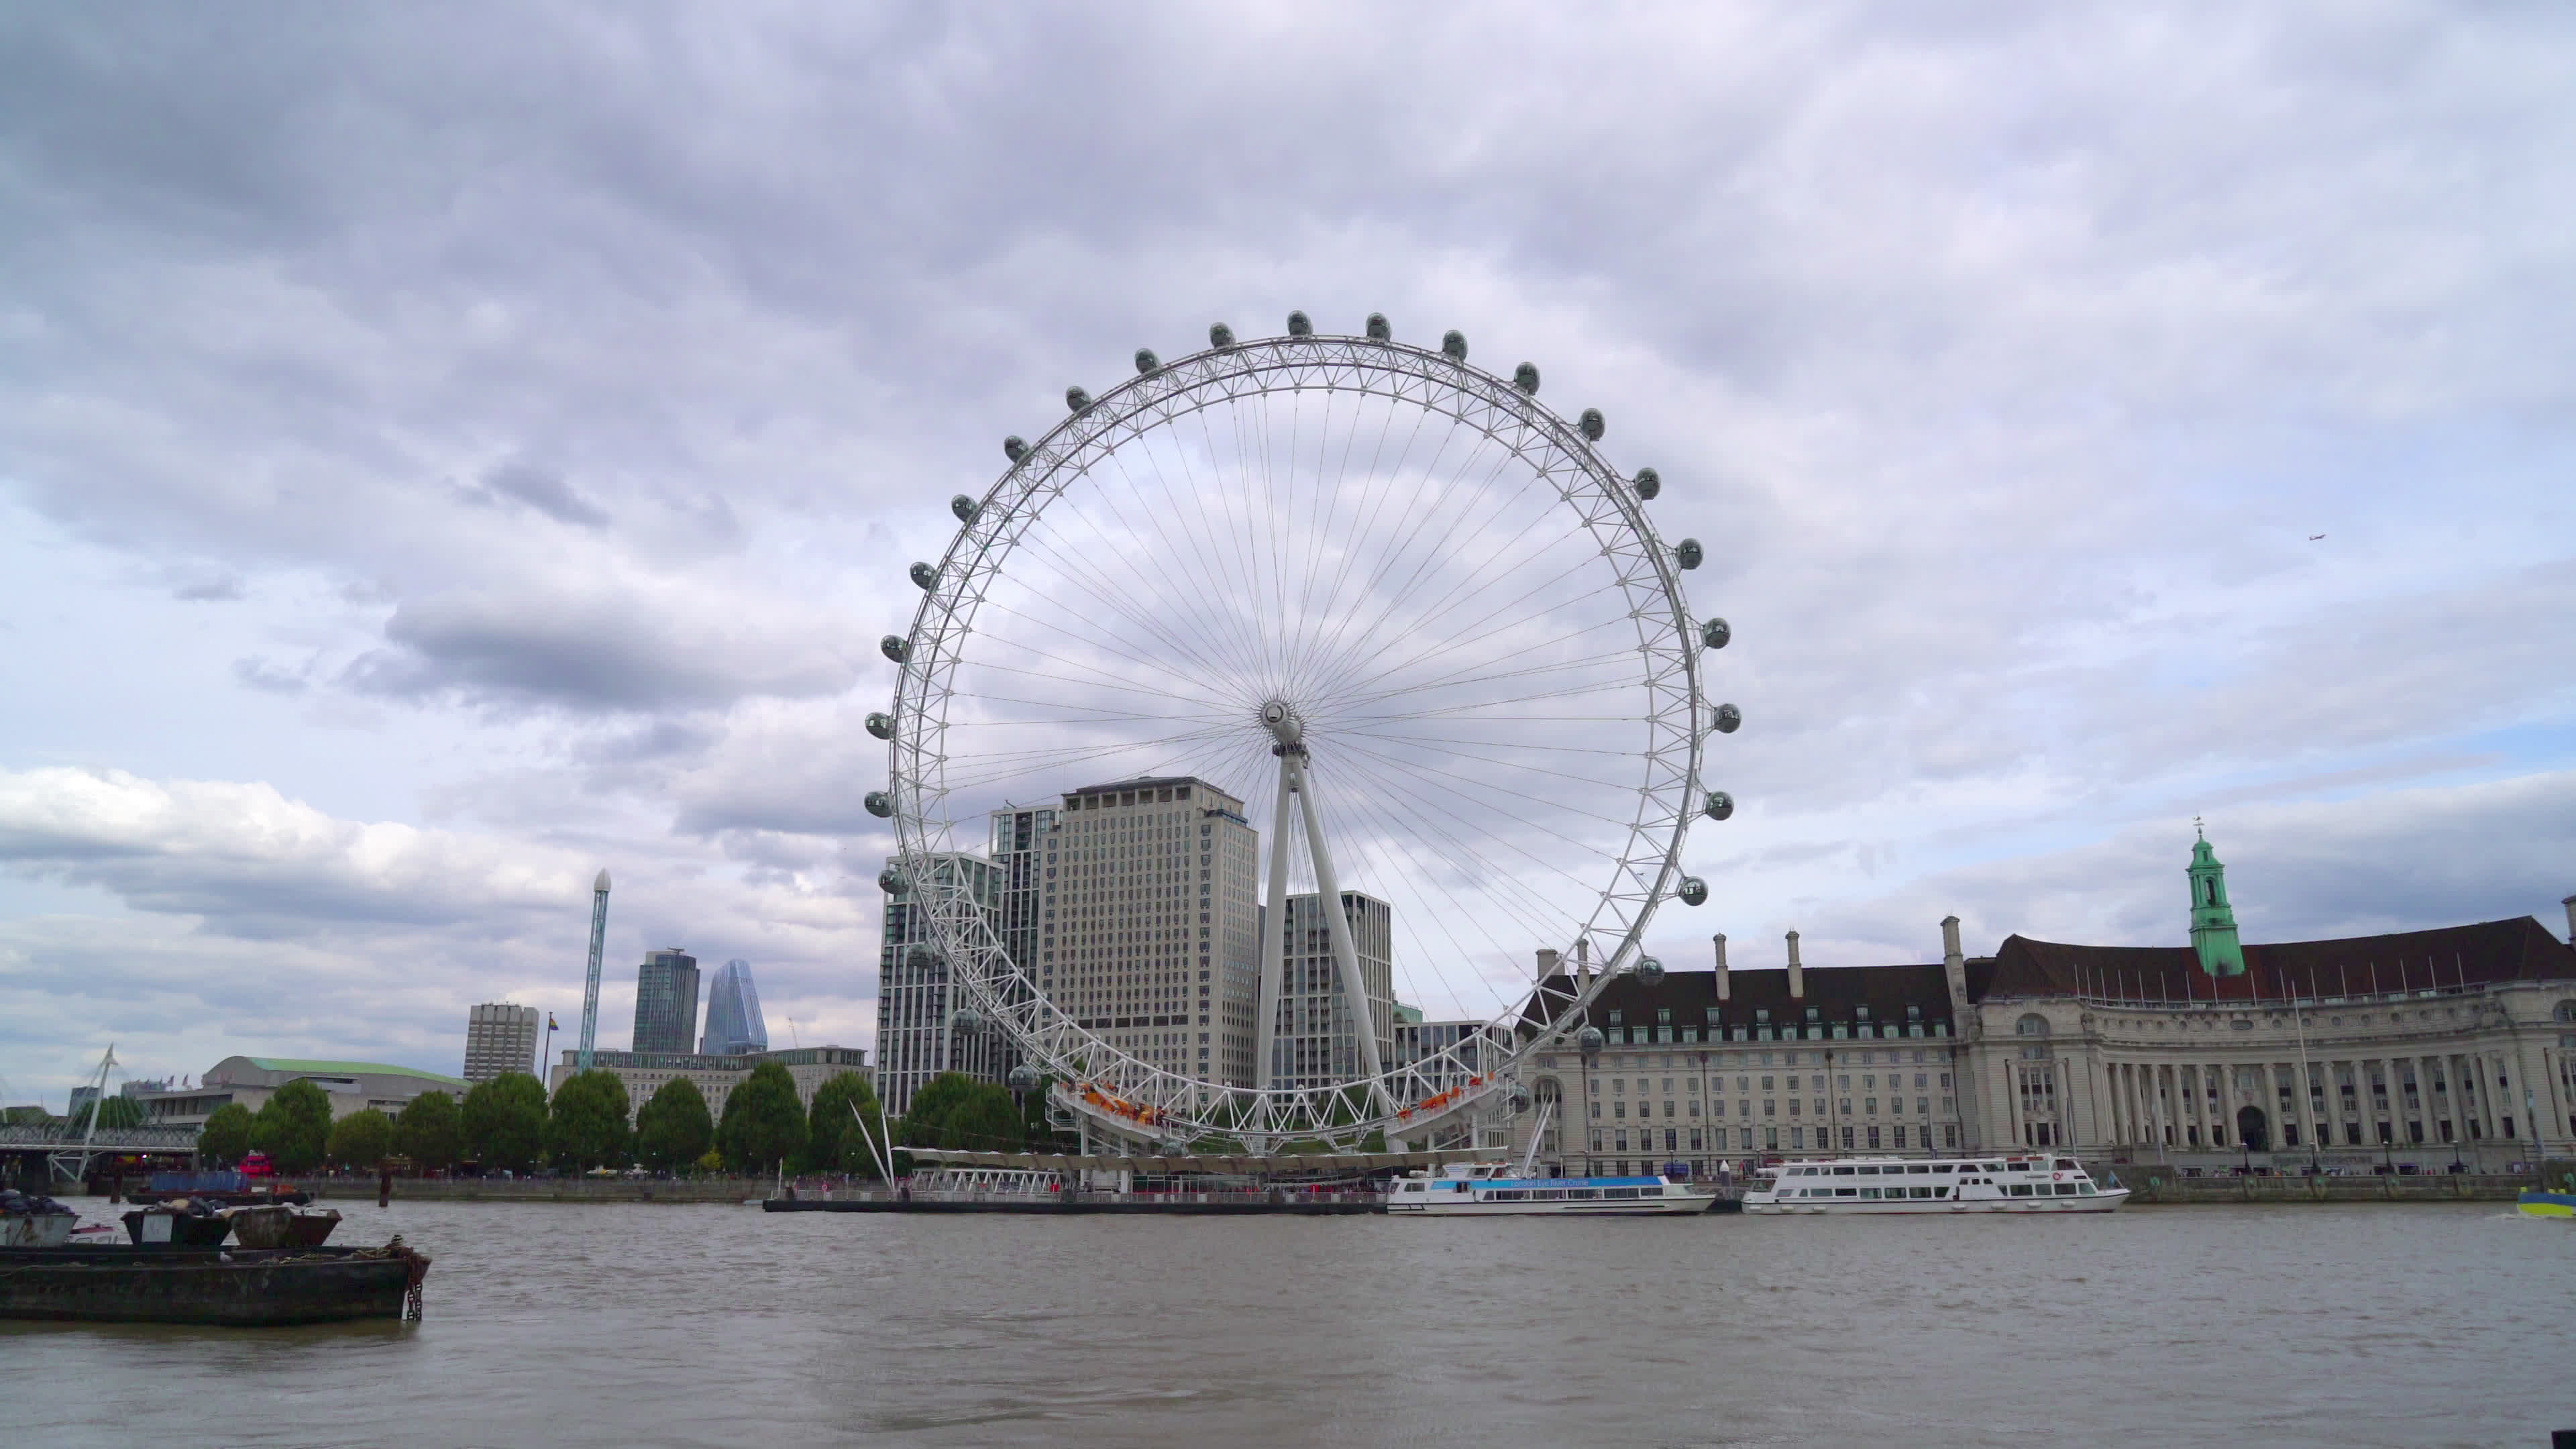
[
  {"x1": 1268, "y1": 890, "x2": 1395, "y2": 1090},
  {"x1": 462, "y1": 1002, "x2": 540, "y2": 1082},
  {"x1": 875, "y1": 849, "x2": 1010, "y2": 1118},
  {"x1": 1045, "y1": 776, "x2": 1263, "y2": 1089}
]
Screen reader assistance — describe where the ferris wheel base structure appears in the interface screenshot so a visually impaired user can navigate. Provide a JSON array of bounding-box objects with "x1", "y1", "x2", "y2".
[{"x1": 873, "y1": 311, "x2": 1740, "y2": 1155}]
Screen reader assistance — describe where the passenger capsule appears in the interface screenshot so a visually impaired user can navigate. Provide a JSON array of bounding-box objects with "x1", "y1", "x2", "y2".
[
  {"x1": 1513, "y1": 362, "x2": 1540, "y2": 395},
  {"x1": 949, "y1": 1008, "x2": 983, "y2": 1035},
  {"x1": 1635, "y1": 956, "x2": 1666, "y2": 987},
  {"x1": 1701, "y1": 616, "x2": 1730, "y2": 650},
  {"x1": 865, "y1": 711, "x2": 894, "y2": 741},
  {"x1": 877, "y1": 866, "x2": 906, "y2": 894},
  {"x1": 1134, "y1": 348, "x2": 1159, "y2": 375},
  {"x1": 1364, "y1": 312, "x2": 1391, "y2": 341},
  {"x1": 1441, "y1": 329, "x2": 1468, "y2": 360},
  {"x1": 1577, "y1": 1025, "x2": 1605, "y2": 1055},
  {"x1": 1578, "y1": 408, "x2": 1605, "y2": 442},
  {"x1": 1703, "y1": 790, "x2": 1735, "y2": 821},
  {"x1": 879, "y1": 635, "x2": 909, "y2": 664},
  {"x1": 1674, "y1": 537, "x2": 1703, "y2": 570},
  {"x1": 864, "y1": 790, "x2": 894, "y2": 818},
  {"x1": 1633, "y1": 467, "x2": 1661, "y2": 500},
  {"x1": 1677, "y1": 876, "x2": 1709, "y2": 906},
  {"x1": 908, "y1": 561, "x2": 937, "y2": 592},
  {"x1": 1209, "y1": 322, "x2": 1236, "y2": 349},
  {"x1": 950, "y1": 494, "x2": 979, "y2": 524},
  {"x1": 1713, "y1": 702, "x2": 1742, "y2": 734},
  {"x1": 1008, "y1": 1063, "x2": 1041, "y2": 1091},
  {"x1": 1505, "y1": 1084, "x2": 1532, "y2": 1113},
  {"x1": 1287, "y1": 310, "x2": 1313, "y2": 337},
  {"x1": 1002, "y1": 435, "x2": 1028, "y2": 462},
  {"x1": 906, "y1": 943, "x2": 941, "y2": 969},
  {"x1": 1065, "y1": 385, "x2": 1091, "y2": 413}
]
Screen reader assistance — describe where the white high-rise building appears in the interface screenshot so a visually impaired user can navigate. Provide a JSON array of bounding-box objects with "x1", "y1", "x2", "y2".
[
  {"x1": 874, "y1": 851, "x2": 1005, "y2": 1117},
  {"x1": 871, "y1": 805, "x2": 1061, "y2": 1118},
  {"x1": 462, "y1": 1002, "x2": 540, "y2": 1082},
  {"x1": 1042, "y1": 777, "x2": 1261, "y2": 1087},
  {"x1": 1267, "y1": 891, "x2": 1395, "y2": 1089}
]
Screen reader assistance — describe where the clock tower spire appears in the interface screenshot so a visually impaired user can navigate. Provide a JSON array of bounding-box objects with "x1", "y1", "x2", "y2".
[{"x1": 2187, "y1": 819, "x2": 2245, "y2": 977}]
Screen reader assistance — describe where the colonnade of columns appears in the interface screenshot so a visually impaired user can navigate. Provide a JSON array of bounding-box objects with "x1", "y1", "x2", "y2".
[{"x1": 2096, "y1": 1046, "x2": 2555, "y2": 1158}]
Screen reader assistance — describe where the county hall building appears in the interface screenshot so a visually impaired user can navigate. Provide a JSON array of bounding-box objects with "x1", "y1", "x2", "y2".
[{"x1": 1513, "y1": 833, "x2": 2576, "y2": 1178}]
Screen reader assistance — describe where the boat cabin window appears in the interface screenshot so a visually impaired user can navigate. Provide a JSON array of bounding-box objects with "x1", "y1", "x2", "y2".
[{"x1": 2054, "y1": 1159, "x2": 2080, "y2": 1172}]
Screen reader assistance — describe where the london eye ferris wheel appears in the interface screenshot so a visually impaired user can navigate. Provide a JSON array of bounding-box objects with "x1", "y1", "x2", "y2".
[{"x1": 865, "y1": 311, "x2": 1738, "y2": 1152}]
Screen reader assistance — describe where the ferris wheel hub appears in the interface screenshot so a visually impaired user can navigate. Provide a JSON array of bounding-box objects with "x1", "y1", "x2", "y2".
[{"x1": 1259, "y1": 698, "x2": 1305, "y2": 751}]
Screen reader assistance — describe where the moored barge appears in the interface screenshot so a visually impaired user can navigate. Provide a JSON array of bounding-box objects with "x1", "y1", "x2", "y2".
[{"x1": 0, "y1": 1239, "x2": 430, "y2": 1325}]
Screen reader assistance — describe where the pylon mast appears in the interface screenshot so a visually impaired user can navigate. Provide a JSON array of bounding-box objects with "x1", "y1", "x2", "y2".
[{"x1": 578, "y1": 869, "x2": 611, "y2": 1071}]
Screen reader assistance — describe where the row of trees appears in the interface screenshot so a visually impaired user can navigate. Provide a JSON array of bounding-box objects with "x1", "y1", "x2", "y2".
[{"x1": 190, "y1": 1065, "x2": 910, "y2": 1176}]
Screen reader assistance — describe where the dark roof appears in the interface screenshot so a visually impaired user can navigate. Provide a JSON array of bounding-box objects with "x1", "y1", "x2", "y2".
[
  {"x1": 1063, "y1": 775, "x2": 1241, "y2": 808},
  {"x1": 1524, "y1": 964, "x2": 1955, "y2": 1032},
  {"x1": 1981, "y1": 916, "x2": 2576, "y2": 1004}
]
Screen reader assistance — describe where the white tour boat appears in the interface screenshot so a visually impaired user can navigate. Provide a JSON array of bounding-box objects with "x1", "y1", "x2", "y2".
[
  {"x1": 1387, "y1": 1161, "x2": 1718, "y2": 1216},
  {"x1": 1742, "y1": 1155, "x2": 2128, "y2": 1215}
]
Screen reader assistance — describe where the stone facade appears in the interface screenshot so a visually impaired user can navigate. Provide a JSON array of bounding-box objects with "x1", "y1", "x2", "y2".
[{"x1": 1507, "y1": 841, "x2": 2576, "y2": 1178}]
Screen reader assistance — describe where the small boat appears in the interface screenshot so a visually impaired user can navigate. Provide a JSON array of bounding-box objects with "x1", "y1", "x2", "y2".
[
  {"x1": 122, "y1": 1203, "x2": 234, "y2": 1246},
  {"x1": 2517, "y1": 1189, "x2": 2576, "y2": 1220},
  {"x1": 1743, "y1": 1154, "x2": 2129, "y2": 1215},
  {"x1": 0, "y1": 1238, "x2": 432, "y2": 1325},
  {"x1": 1385, "y1": 1161, "x2": 1718, "y2": 1216},
  {"x1": 229, "y1": 1205, "x2": 343, "y2": 1250}
]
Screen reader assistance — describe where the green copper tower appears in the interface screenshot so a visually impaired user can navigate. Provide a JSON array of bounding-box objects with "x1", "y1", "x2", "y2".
[{"x1": 2186, "y1": 820, "x2": 2245, "y2": 976}]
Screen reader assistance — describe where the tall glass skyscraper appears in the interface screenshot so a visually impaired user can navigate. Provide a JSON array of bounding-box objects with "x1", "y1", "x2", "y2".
[
  {"x1": 631, "y1": 949, "x2": 700, "y2": 1055},
  {"x1": 700, "y1": 959, "x2": 769, "y2": 1056}
]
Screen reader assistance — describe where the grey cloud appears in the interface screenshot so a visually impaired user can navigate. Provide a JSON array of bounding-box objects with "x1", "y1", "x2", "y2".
[
  {"x1": 172, "y1": 575, "x2": 244, "y2": 601},
  {"x1": 1, "y1": 5, "x2": 2571, "y2": 1082},
  {"x1": 231, "y1": 656, "x2": 309, "y2": 694},
  {"x1": 464, "y1": 459, "x2": 610, "y2": 529},
  {"x1": 346, "y1": 579, "x2": 863, "y2": 712}
]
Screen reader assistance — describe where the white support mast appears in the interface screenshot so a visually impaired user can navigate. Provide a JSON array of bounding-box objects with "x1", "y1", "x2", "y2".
[
  {"x1": 1258, "y1": 702, "x2": 1387, "y2": 1114},
  {"x1": 1256, "y1": 751, "x2": 1296, "y2": 1098}
]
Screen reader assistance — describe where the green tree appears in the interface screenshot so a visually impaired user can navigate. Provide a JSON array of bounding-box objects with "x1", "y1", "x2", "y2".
[
  {"x1": 547, "y1": 1069, "x2": 632, "y2": 1170},
  {"x1": 897, "y1": 1071, "x2": 980, "y2": 1148},
  {"x1": 635, "y1": 1078, "x2": 715, "y2": 1173},
  {"x1": 802, "y1": 1071, "x2": 888, "y2": 1176},
  {"x1": 392, "y1": 1090, "x2": 461, "y2": 1170},
  {"x1": 938, "y1": 1084, "x2": 1025, "y2": 1152},
  {"x1": 249, "y1": 1079, "x2": 333, "y2": 1171},
  {"x1": 325, "y1": 1108, "x2": 394, "y2": 1168},
  {"x1": 68, "y1": 1095, "x2": 145, "y2": 1132},
  {"x1": 716, "y1": 1061, "x2": 807, "y2": 1173},
  {"x1": 461, "y1": 1071, "x2": 548, "y2": 1172},
  {"x1": 197, "y1": 1102, "x2": 254, "y2": 1165}
]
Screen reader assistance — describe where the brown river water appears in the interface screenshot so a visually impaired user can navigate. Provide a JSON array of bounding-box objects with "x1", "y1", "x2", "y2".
[{"x1": 6, "y1": 1197, "x2": 2573, "y2": 1448}]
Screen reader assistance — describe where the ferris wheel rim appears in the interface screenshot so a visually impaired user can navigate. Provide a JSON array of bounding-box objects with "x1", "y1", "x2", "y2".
[{"x1": 883, "y1": 325, "x2": 1709, "y2": 1148}]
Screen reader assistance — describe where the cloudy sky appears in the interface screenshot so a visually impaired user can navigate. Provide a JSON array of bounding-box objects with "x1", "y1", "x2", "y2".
[{"x1": 3, "y1": 4, "x2": 2571, "y2": 1104}]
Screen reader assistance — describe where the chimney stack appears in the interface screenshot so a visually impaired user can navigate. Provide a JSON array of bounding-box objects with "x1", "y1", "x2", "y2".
[
  {"x1": 1786, "y1": 930, "x2": 1804, "y2": 999},
  {"x1": 1536, "y1": 947, "x2": 1560, "y2": 980},
  {"x1": 1713, "y1": 933, "x2": 1730, "y2": 1001},
  {"x1": 2563, "y1": 894, "x2": 2575, "y2": 945},
  {"x1": 1941, "y1": 914, "x2": 1968, "y2": 1020}
]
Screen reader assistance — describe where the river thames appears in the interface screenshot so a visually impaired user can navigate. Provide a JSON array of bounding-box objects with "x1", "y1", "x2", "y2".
[{"x1": 7, "y1": 1197, "x2": 2571, "y2": 1447}]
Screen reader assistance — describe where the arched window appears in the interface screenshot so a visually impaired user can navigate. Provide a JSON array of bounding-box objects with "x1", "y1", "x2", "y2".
[
  {"x1": 2555, "y1": 1000, "x2": 2576, "y2": 1024},
  {"x1": 2016, "y1": 1014, "x2": 2050, "y2": 1038},
  {"x1": 1533, "y1": 1077, "x2": 1563, "y2": 1104}
]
